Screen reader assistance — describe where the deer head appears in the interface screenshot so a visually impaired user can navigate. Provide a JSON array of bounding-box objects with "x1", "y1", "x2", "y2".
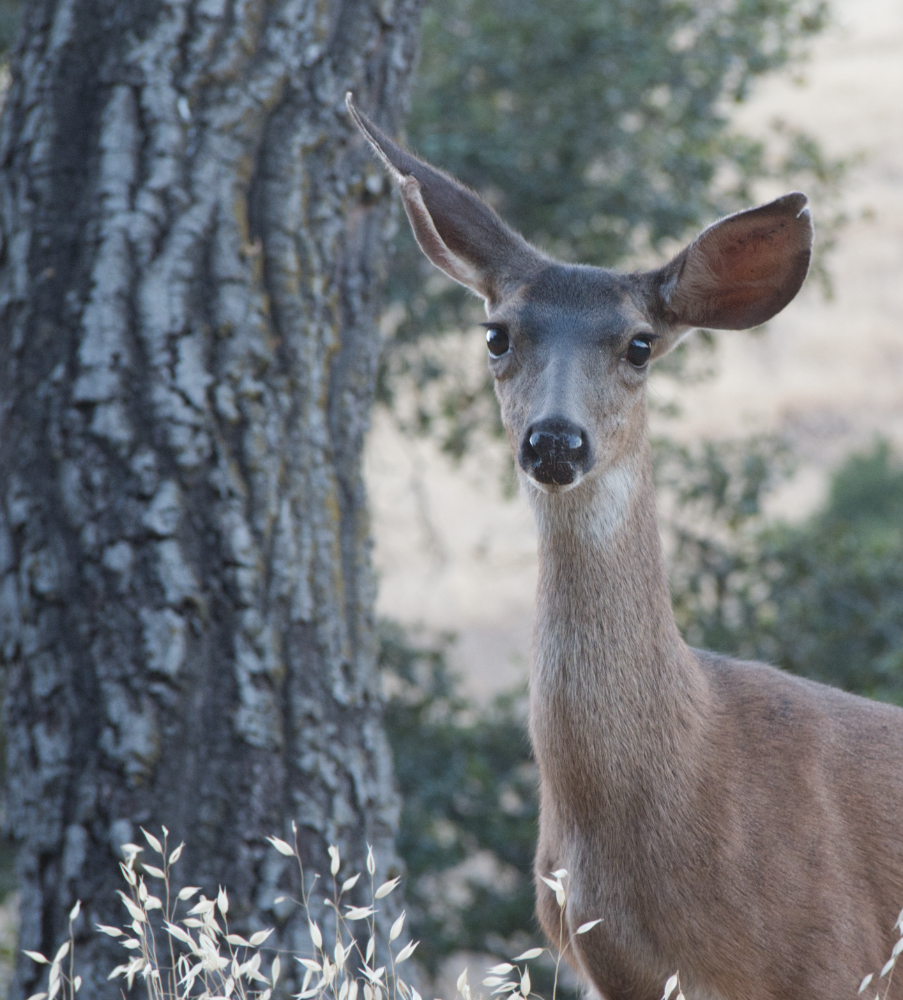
[{"x1": 347, "y1": 94, "x2": 812, "y2": 498}]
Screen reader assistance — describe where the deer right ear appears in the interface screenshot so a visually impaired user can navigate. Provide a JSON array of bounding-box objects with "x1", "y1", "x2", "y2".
[
  {"x1": 653, "y1": 193, "x2": 813, "y2": 331},
  {"x1": 346, "y1": 94, "x2": 546, "y2": 305}
]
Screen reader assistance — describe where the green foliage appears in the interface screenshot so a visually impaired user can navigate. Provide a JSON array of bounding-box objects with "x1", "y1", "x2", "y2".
[
  {"x1": 410, "y1": 0, "x2": 828, "y2": 266},
  {"x1": 660, "y1": 434, "x2": 797, "y2": 657},
  {"x1": 379, "y1": 621, "x2": 539, "y2": 976},
  {"x1": 824, "y1": 440, "x2": 903, "y2": 530},
  {"x1": 668, "y1": 438, "x2": 903, "y2": 702},
  {"x1": 751, "y1": 442, "x2": 903, "y2": 699}
]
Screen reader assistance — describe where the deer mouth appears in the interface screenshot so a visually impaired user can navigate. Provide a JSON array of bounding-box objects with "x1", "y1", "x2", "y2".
[{"x1": 524, "y1": 456, "x2": 580, "y2": 487}]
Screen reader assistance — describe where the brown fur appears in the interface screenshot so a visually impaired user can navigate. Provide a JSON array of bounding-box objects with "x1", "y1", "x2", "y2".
[
  {"x1": 347, "y1": 95, "x2": 903, "y2": 1000},
  {"x1": 529, "y1": 453, "x2": 903, "y2": 1000}
]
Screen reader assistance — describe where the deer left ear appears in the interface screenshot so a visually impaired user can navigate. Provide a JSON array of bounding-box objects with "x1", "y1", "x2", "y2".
[
  {"x1": 346, "y1": 93, "x2": 547, "y2": 305},
  {"x1": 651, "y1": 193, "x2": 813, "y2": 332}
]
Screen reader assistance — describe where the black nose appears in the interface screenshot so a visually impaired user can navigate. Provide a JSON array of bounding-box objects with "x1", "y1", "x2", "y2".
[{"x1": 519, "y1": 417, "x2": 593, "y2": 486}]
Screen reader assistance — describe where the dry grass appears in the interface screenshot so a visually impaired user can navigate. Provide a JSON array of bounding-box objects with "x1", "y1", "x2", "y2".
[
  {"x1": 21, "y1": 832, "x2": 902, "y2": 1000},
  {"x1": 17, "y1": 834, "x2": 594, "y2": 1000},
  {"x1": 21, "y1": 827, "x2": 421, "y2": 1000},
  {"x1": 856, "y1": 908, "x2": 903, "y2": 1000}
]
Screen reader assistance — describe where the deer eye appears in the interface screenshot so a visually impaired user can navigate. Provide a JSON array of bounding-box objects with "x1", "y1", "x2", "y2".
[
  {"x1": 624, "y1": 336, "x2": 652, "y2": 368},
  {"x1": 486, "y1": 326, "x2": 510, "y2": 357}
]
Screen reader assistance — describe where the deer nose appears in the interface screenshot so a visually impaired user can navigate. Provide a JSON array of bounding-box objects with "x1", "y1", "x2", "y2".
[{"x1": 520, "y1": 417, "x2": 593, "y2": 486}]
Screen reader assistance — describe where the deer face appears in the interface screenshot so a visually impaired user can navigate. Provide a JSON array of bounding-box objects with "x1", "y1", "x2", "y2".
[{"x1": 485, "y1": 265, "x2": 662, "y2": 493}]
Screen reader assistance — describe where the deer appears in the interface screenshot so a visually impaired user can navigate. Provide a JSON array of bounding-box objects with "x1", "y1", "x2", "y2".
[{"x1": 346, "y1": 94, "x2": 903, "y2": 1000}]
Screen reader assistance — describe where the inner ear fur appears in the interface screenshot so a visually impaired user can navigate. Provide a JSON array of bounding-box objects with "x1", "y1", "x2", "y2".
[{"x1": 654, "y1": 193, "x2": 813, "y2": 331}]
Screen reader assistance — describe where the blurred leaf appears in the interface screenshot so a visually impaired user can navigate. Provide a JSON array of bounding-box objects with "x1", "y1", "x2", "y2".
[
  {"x1": 665, "y1": 438, "x2": 903, "y2": 703},
  {"x1": 380, "y1": 622, "x2": 540, "y2": 978}
]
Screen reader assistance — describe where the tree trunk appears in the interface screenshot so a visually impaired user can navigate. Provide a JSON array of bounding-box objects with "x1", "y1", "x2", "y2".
[{"x1": 0, "y1": 0, "x2": 424, "y2": 995}]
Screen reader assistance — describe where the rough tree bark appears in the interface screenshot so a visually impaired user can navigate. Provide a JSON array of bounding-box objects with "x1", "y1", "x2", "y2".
[{"x1": 0, "y1": 0, "x2": 425, "y2": 995}]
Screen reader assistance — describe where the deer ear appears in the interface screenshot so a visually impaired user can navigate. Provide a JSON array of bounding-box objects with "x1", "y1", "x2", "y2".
[
  {"x1": 653, "y1": 193, "x2": 813, "y2": 331},
  {"x1": 346, "y1": 94, "x2": 545, "y2": 305}
]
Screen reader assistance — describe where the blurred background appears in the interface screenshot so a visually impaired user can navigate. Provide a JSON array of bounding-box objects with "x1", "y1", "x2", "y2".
[
  {"x1": 369, "y1": 0, "x2": 903, "y2": 699},
  {"x1": 2, "y1": 0, "x2": 902, "y2": 994}
]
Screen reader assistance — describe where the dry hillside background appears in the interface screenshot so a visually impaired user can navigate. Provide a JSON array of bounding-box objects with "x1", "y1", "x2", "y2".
[{"x1": 365, "y1": 0, "x2": 903, "y2": 697}]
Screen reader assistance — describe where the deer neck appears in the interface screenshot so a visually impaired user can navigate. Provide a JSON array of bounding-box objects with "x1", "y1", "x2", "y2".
[{"x1": 527, "y1": 442, "x2": 708, "y2": 813}]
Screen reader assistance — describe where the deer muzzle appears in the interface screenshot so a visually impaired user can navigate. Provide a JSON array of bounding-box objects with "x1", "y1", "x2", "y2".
[{"x1": 520, "y1": 416, "x2": 594, "y2": 487}]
